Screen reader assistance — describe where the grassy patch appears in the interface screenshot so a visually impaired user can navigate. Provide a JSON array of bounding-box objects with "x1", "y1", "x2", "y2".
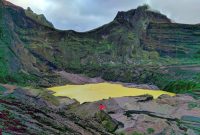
[
  {"x1": 147, "y1": 128, "x2": 155, "y2": 134},
  {"x1": 163, "y1": 80, "x2": 200, "y2": 94},
  {"x1": 95, "y1": 111, "x2": 117, "y2": 133},
  {"x1": 132, "y1": 131, "x2": 145, "y2": 135},
  {"x1": 188, "y1": 102, "x2": 200, "y2": 110}
]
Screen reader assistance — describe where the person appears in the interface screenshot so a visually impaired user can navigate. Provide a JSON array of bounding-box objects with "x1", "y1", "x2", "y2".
[{"x1": 99, "y1": 104, "x2": 106, "y2": 111}]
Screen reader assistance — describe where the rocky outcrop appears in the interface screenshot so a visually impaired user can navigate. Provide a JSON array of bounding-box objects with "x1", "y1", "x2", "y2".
[
  {"x1": 114, "y1": 5, "x2": 171, "y2": 27},
  {"x1": 71, "y1": 95, "x2": 200, "y2": 135},
  {"x1": 25, "y1": 7, "x2": 54, "y2": 28},
  {"x1": 0, "y1": 84, "x2": 200, "y2": 134},
  {"x1": 0, "y1": 85, "x2": 111, "y2": 135}
]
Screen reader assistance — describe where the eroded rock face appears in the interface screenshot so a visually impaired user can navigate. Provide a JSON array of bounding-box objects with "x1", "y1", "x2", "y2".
[
  {"x1": 114, "y1": 5, "x2": 171, "y2": 26},
  {"x1": 0, "y1": 85, "x2": 200, "y2": 134},
  {"x1": 71, "y1": 95, "x2": 200, "y2": 135},
  {"x1": 114, "y1": 95, "x2": 200, "y2": 134},
  {"x1": 0, "y1": 85, "x2": 111, "y2": 135}
]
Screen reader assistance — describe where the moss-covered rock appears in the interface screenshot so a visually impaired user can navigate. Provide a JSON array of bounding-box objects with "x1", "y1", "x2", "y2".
[{"x1": 95, "y1": 111, "x2": 118, "y2": 132}]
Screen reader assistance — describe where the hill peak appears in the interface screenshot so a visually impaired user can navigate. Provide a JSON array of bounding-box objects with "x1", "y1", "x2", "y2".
[
  {"x1": 114, "y1": 5, "x2": 171, "y2": 25},
  {"x1": 24, "y1": 7, "x2": 54, "y2": 28}
]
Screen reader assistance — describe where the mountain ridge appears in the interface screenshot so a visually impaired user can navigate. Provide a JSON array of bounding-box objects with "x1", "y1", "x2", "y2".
[
  {"x1": 1, "y1": 0, "x2": 200, "y2": 92},
  {"x1": 0, "y1": 1, "x2": 200, "y2": 134}
]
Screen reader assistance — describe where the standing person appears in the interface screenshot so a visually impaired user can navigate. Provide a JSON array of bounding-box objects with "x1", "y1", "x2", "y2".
[{"x1": 99, "y1": 104, "x2": 106, "y2": 111}]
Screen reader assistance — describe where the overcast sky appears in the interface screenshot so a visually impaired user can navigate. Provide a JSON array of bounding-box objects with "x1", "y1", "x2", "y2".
[{"x1": 8, "y1": 0, "x2": 200, "y2": 32}]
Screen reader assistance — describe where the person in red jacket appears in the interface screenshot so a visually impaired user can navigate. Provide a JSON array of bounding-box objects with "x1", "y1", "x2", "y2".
[{"x1": 99, "y1": 104, "x2": 106, "y2": 111}]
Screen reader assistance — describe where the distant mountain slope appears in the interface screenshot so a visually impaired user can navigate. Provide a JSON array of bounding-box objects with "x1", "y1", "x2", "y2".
[
  {"x1": 25, "y1": 7, "x2": 54, "y2": 28},
  {"x1": 1, "y1": 1, "x2": 200, "y2": 92}
]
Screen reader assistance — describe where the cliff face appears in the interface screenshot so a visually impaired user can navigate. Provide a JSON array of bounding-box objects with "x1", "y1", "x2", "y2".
[
  {"x1": 143, "y1": 23, "x2": 200, "y2": 57},
  {"x1": 1, "y1": 0, "x2": 200, "y2": 90}
]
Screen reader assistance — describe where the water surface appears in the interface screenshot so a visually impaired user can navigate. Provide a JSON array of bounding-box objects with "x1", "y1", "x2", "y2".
[{"x1": 48, "y1": 83, "x2": 175, "y2": 103}]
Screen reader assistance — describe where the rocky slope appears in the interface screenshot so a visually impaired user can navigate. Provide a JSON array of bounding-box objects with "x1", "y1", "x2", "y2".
[
  {"x1": 0, "y1": 84, "x2": 112, "y2": 135},
  {"x1": 0, "y1": 1, "x2": 200, "y2": 92},
  {"x1": 0, "y1": 2, "x2": 200, "y2": 134},
  {"x1": 0, "y1": 84, "x2": 200, "y2": 135}
]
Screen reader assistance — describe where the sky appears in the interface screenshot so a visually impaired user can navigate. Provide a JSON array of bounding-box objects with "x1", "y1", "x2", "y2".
[{"x1": 7, "y1": 0, "x2": 200, "y2": 32}]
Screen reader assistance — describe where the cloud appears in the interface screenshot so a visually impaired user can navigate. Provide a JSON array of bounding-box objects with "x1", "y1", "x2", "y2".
[
  {"x1": 7, "y1": 0, "x2": 200, "y2": 32},
  {"x1": 148, "y1": 0, "x2": 200, "y2": 24}
]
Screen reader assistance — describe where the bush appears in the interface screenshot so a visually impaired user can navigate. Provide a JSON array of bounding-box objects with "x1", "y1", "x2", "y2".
[
  {"x1": 147, "y1": 128, "x2": 155, "y2": 134},
  {"x1": 132, "y1": 131, "x2": 144, "y2": 135},
  {"x1": 164, "y1": 80, "x2": 200, "y2": 93}
]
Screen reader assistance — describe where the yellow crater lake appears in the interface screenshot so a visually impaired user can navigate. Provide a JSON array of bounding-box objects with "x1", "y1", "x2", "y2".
[{"x1": 48, "y1": 82, "x2": 175, "y2": 103}]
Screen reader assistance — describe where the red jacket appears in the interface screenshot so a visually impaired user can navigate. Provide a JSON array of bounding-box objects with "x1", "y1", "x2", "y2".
[{"x1": 99, "y1": 104, "x2": 106, "y2": 110}]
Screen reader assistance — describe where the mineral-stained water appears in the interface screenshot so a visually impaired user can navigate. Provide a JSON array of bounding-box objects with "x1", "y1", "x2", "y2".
[{"x1": 48, "y1": 82, "x2": 175, "y2": 103}]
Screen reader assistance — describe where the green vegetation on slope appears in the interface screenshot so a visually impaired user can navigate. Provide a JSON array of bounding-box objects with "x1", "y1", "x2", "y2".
[
  {"x1": 164, "y1": 80, "x2": 200, "y2": 93},
  {"x1": 25, "y1": 7, "x2": 54, "y2": 28},
  {"x1": 1, "y1": 2, "x2": 200, "y2": 95},
  {"x1": 0, "y1": 3, "x2": 38, "y2": 86},
  {"x1": 0, "y1": 2, "x2": 9, "y2": 82}
]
